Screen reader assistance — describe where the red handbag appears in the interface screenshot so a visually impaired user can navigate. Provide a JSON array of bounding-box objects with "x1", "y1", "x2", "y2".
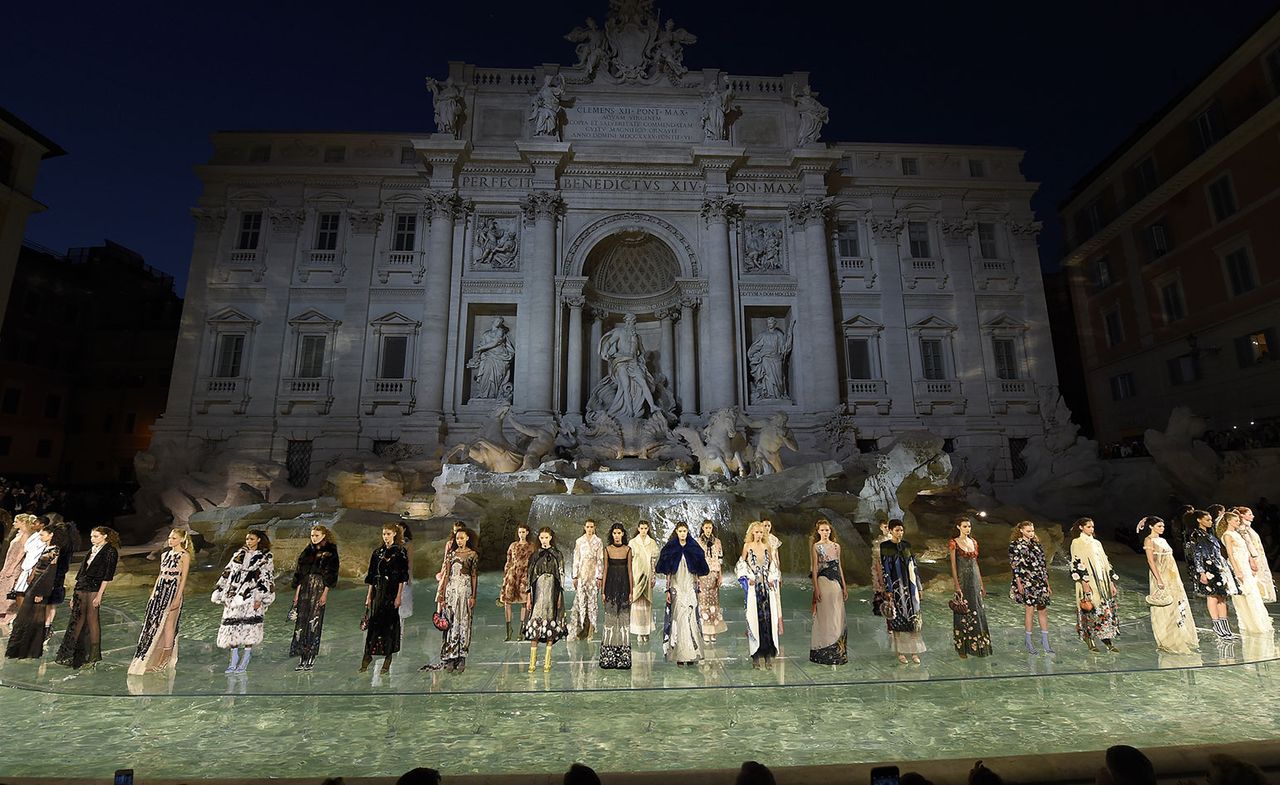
[{"x1": 432, "y1": 610, "x2": 450, "y2": 631}]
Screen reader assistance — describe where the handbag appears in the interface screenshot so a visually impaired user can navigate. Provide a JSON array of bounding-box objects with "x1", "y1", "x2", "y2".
[
  {"x1": 1079, "y1": 594, "x2": 1095, "y2": 613},
  {"x1": 872, "y1": 591, "x2": 886, "y2": 617},
  {"x1": 1145, "y1": 586, "x2": 1173, "y2": 607},
  {"x1": 948, "y1": 591, "x2": 970, "y2": 615},
  {"x1": 432, "y1": 610, "x2": 451, "y2": 631},
  {"x1": 359, "y1": 610, "x2": 369, "y2": 631}
]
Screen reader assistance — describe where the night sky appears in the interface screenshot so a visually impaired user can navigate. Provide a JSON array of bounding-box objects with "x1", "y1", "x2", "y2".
[{"x1": 4, "y1": 0, "x2": 1276, "y2": 294}]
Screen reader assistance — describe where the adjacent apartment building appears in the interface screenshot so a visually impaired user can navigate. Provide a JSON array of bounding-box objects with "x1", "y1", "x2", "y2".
[{"x1": 1060, "y1": 11, "x2": 1280, "y2": 444}]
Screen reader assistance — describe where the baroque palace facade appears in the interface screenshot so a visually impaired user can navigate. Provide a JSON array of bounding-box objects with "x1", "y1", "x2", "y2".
[{"x1": 153, "y1": 1, "x2": 1056, "y2": 487}]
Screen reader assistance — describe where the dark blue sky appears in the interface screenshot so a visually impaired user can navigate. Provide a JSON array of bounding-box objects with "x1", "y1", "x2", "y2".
[{"x1": 5, "y1": 0, "x2": 1276, "y2": 293}]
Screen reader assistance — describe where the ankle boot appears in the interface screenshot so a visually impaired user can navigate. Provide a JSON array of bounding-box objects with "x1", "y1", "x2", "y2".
[
  {"x1": 235, "y1": 648, "x2": 252, "y2": 672},
  {"x1": 1040, "y1": 631, "x2": 1054, "y2": 654},
  {"x1": 528, "y1": 645, "x2": 538, "y2": 673},
  {"x1": 1085, "y1": 638, "x2": 1099, "y2": 653},
  {"x1": 1024, "y1": 632, "x2": 1038, "y2": 654},
  {"x1": 543, "y1": 644, "x2": 553, "y2": 671},
  {"x1": 225, "y1": 648, "x2": 242, "y2": 674},
  {"x1": 505, "y1": 621, "x2": 514, "y2": 642}
]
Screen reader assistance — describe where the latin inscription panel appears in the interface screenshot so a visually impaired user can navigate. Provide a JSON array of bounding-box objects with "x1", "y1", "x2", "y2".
[{"x1": 564, "y1": 103, "x2": 701, "y2": 143}]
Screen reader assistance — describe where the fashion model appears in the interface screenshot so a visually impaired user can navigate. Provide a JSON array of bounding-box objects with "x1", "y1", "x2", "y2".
[
  {"x1": 212, "y1": 530, "x2": 276, "y2": 674},
  {"x1": 1219, "y1": 510, "x2": 1272, "y2": 634},
  {"x1": 1008, "y1": 521, "x2": 1053, "y2": 654},
  {"x1": 1068, "y1": 518, "x2": 1120, "y2": 653},
  {"x1": 881, "y1": 519, "x2": 925, "y2": 664},
  {"x1": 361, "y1": 524, "x2": 408, "y2": 674},
  {"x1": 1186, "y1": 509, "x2": 1239, "y2": 640},
  {"x1": 289, "y1": 525, "x2": 339, "y2": 671},
  {"x1": 809, "y1": 518, "x2": 848, "y2": 665},
  {"x1": 499, "y1": 524, "x2": 535, "y2": 641},
  {"x1": 696, "y1": 520, "x2": 727, "y2": 641},
  {"x1": 54, "y1": 526, "x2": 120, "y2": 668},
  {"x1": 629, "y1": 520, "x2": 659, "y2": 641},
  {"x1": 736, "y1": 521, "x2": 781, "y2": 668},
  {"x1": 568, "y1": 519, "x2": 603, "y2": 640},
  {"x1": 128, "y1": 529, "x2": 193, "y2": 675},
  {"x1": 523, "y1": 527, "x2": 567, "y2": 672},
  {"x1": 1137, "y1": 516, "x2": 1197, "y2": 654},
  {"x1": 599, "y1": 523, "x2": 633, "y2": 669},
  {"x1": 658, "y1": 521, "x2": 709, "y2": 665},
  {"x1": 949, "y1": 516, "x2": 992, "y2": 658}
]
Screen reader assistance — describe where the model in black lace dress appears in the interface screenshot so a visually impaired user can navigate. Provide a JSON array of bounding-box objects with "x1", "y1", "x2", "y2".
[
  {"x1": 360, "y1": 524, "x2": 408, "y2": 674},
  {"x1": 289, "y1": 526, "x2": 339, "y2": 671},
  {"x1": 54, "y1": 526, "x2": 120, "y2": 668}
]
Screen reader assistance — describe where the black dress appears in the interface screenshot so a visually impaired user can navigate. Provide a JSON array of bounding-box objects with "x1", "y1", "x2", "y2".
[
  {"x1": 363, "y1": 545, "x2": 408, "y2": 656},
  {"x1": 5, "y1": 545, "x2": 60, "y2": 659},
  {"x1": 54, "y1": 544, "x2": 119, "y2": 668},
  {"x1": 599, "y1": 553, "x2": 632, "y2": 669},
  {"x1": 290, "y1": 542, "x2": 339, "y2": 662}
]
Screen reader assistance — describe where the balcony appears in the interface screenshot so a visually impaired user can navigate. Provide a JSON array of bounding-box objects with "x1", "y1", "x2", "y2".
[
  {"x1": 913, "y1": 378, "x2": 965, "y2": 415},
  {"x1": 836, "y1": 256, "x2": 877, "y2": 290},
  {"x1": 215, "y1": 249, "x2": 265, "y2": 283},
  {"x1": 845, "y1": 379, "x2": 891, "y2": 414},
  {"x1": 362, "y1": 377, "x2": 416, "y2": 415},
  {"x1": 987, "y1": 378, "x2": 1038, "y2": 414},
  {"x1": 376, "y1": 250, "x2": 426, "y2": 284},
  {"x1": 902, "y1": 258, "x2": 948, "y2": 290},
  {"x1": 973, "y1": 258, "x2": 1018, "y2": 291},
  {"x1": 278, "y1": 377, "x2": 334, "y2": 415},
  {"x1": 194, "y1": 376, "x2": 251, "y2": 414},
  {"x1": 298, "y1": 248, "x2": 346, "y2": 283}
]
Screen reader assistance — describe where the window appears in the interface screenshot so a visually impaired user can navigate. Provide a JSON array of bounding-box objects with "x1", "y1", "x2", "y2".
[
  {"x1": 400, "y1": 146, "x2": 416, "y2": 164},
  {"x1": 1208, "y1": 176, "x2": 1237, "y2": 222},
  {"x1": 901, "y1": 157, "x2": 919, "y2": 175},
  {"x1": 1146, "y1": 220, "x2": 1171, "y2": 259},
  {"x1": 248, "y1": 144, "x2": 271, "y2": 163},
  {"x1": 992, "y1": 338, "x2": 1018, "y2": 380},
  {"x1": 315, "y1": 212, "x2": 340, "y2": 251},
  {"x1": 1192, "y1": 103, "x2": 1222, "y2": 153},
  {"x1": 286, "y1": 440, "x2": 313, "y2": 487},
  {"x1": 968, "y1": 159, "x2": 985, "y2": 178},
  {"x1": 214, "y1": 334, "x2": 246, "y2": 378},
  {"x1": 0, "y1": 435, "x2": 9, "y2": 456},
  {"x1": 908, "y1": 221, "x2": 931, "y2": 258},
  {"x1": 1008, "y1": 437, "x2": 1029, "y2": 479},
  {"x1": 393, "y1": 214, "x2": 417, "y2": 252},
  {"x1": 836, "y1": 222, "x2": 861, "y2": 258},
  {"x1": 1, "y1": 388, "x2": 19, "y2": 415},
  {"x1": 1110, "y1": 372, "x2": 1137, "y2": 400},
  {"x1": 43, "y1": 394, "x2": 60, "y2": 419},
  {"x1": 1132, "y1": 157, "x2": 1158, "y2": 198},
  {"x1": 236, "y1": 211, "x2": 262, "y2": 250},
  {"x1": 35, "y1": 439, "x2": 52, "y2": 459},
  {"x1": 380, "y1": 336, "x2": 409, "y2": 379},
  {"x1": 977, "y1": 222, "x2": 999, "y2": 259},
  {"x1": 920, "y1": 338, "x2": 945, "y2": 380},
  {"x1": 1160, "y1": 280, "x2": 1186, "y2": 323},
  {"x1": 323, "y1": 145, "x2": 346, "y2": 163},
  {"x1": 1235, "y1": 328, "x2": 1275, "y2": 367},
  {"x1": 124, "y1": 412, "x2": 136, "y2": 433},
  {"x1": 1085, "y1": 200, "x2": 1105, "y2": 233},
  {"x1": 1093, "y1": 257, "x2": 1113, "y2": 290},
  {"x1": 1104, "y1": 309, "x2": 1125, "y2": 346},
  {"x1": 1167, "y1": 353, "x2": 1201, "y2": 385},
  {"x1": 1224, "y1": 248, "x2": 1256, "y2": 296},
  {"x1": 297, "y1": 335, "x2": 327, "y2": 378},
  {"x1": 846, "y1": 338, "x2": 872, "y2": 379}
]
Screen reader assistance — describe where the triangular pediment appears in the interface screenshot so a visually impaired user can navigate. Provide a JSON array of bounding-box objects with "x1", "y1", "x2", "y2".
[
  {"x1": 206, "y1": 307, "x2": 259, "y2": 326},
  {"x1": 288, "y1": 308, "x2": 341, "y2": 327},
  {"x1": 910, "y1": 315, "x2": 956, "y2": 330},
  {"x1": 227, "y1": 189, "x2": 273, "y2": 205},
  {"x1": 842, "y1": 314, "x2": 883, "y2": 329},
  {"x1": 370, "y1": 311, "x2": 421, "y2": 327},
  {"x1": 982, "y1": 312, "x2": 1027, "y2": 330}
]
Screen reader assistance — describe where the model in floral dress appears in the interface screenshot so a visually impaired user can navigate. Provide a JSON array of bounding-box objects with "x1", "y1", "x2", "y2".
[
  {"x1": 499, "y1": 525, "x2": 534, "y2": 641},
  {"x1": 433, "y1": 528, "x2": 479, "y2": 672},
  {"x1": 881, "y1": 520, "x2": 925, "y2": 663},
  {"x1": 212, "y1": 530, "x2": 276, "y2": 673},
  {"x1": 1236, "y1": 506, "x2": 1275, "y2": 603},
  {"x1": 569, "y1": 520, "x2": 603, "y2": 640},
  {"x1": 523, "y1": 528, "x2": 567, "y2": 672},
  {"x1": 1069, "y1": 518, "x2": 1120, "y2": 652},
  {"x1": 55, "y1": 526, "x2": 120, "y2": 669},
  {"x1": 361, "y1": 524, "x2": 408, "y2": 674},
  {"x1": 129, "y1": 529, "x2": 193, "y2": 675},
  {"x1": 1008, "y1": 521, "x2": 1053, "y2": 654},
  {"x1": 659, "y1": 522, "x2": 709, "y2": 665},
  {"x1": 1186, "y1": 509, "x2": 1239, "y2": 640},
  {"x1": 949, "y1": 517, "x2": 992, "y2": 658},
  {"x1": 1219, "y1": 510, "x2": 1272, "y2": 634},
  {"x1": 629, "y1": 521, "x2": 659, "y2": 641},
  {"x1": 809, "y1": 519, "x2": 848, "y2": 665},
  {"x1": 1137, "y1": 516, "x2": 1197, "y2": 654},
  {"x1": 289, "y1": 525, "x2": 339, "y2": 671},
  {"x1": 696, "y1": 520, "x2": 727, "y2": 641},
  {"x1": 599, "y1": 523, "x2": 633, "y2": 669}
]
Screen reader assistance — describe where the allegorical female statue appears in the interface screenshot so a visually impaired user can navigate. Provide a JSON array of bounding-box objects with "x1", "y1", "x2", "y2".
[
  {"x1": 747, "y1": 317, "x2": 793, "y2": 401},
  {"x1": 467, "y1": 316, "x2": 516, "y2": 401}
]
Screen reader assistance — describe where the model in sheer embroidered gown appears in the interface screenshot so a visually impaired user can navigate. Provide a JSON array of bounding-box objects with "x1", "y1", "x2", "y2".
[
  {"x1": 696, "y1": 521, "x2": 727, "y2": 642},
  {"x1": 569, "y1": 520, "x2": 603, "y2": 640},
  {"x1": 629, "y1": 521, "x2": 659, "y2": 641},
  {"x1": 499, "y1": 525, "x2": 535, "y2": 641},
  {"x1": 1068, "y1": 518, "x2": 1120, "y2": 653},
  {"x1": 599, "y1": 523, "x2": 633, "y2": 669},
  {"x1": 1220, "y1": 511, "x2": 1273, "y2": 634},
  {"x1": 1008, "y1": 521, "x2": 1053, "y2": 654},
  {"x1": 1137, "y1": 517, "x2": 1197, "y2": 654},
  {"x1": 55, "y1": 526, "x2": 119, "y2": 668},
  {"x1": 881, "y1": 520, "x2": 925, "y2": 663},
  {"x1": 659, "y1": 522, "x2": 708, "y2": 665},
  {"x1": 434, "y1": 528, "x2": 478, "y2": 672},
  {"x1": 949, "y1": 517, "x2": 992, "y2": 658},
  {"x1": 129, "y1": 529, "x2": 192, "y2": 675},
  {"x1": 289, "y1": 526, "x2": 339, "y2": 671},
  {"x1": 737, "y1": 521, "x2": 781, "y2": 668},
  {"x1": 1236, "y1": 507, "x2": 1275, "y2": 603},
  {"x1": 809, "y1": 519, "x2": 848, "y2": 665}
]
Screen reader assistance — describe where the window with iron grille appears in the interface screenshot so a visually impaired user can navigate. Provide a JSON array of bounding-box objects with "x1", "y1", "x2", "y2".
[
  {"x1": 287, "y1": 440, "x2": 313, "y2": 487},
  {"x1": 315, "y1": 213, "x2": 340, "y2": 250},
  {"x1": 236, "y1": 212, "x2": 262, "y2": 249},
  {"x1": 908, "y1": 221, "x2": 931, "y2": 258},
  {"x1": 372, "y1": 439, "x2": 399, "y2": 457},
  {"x1": 1147, "y1": 221, "x2": 1171, "y2": 258},
  {"x1": 1009, "y1": 437, "x2": 1028, "y2": 479},
  {"x1": 856, "y1": 438, "x2": 879, "y2": 453},
  {"x1": 393, "y1": 214, "x2": 417, "y2": 252}
]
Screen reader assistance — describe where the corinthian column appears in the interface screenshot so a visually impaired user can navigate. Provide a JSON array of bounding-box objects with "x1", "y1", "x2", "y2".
[
  {"x1": 517, "y1": 190, "x2": 563, "y2": 416},
  {"x1": 419, "y1": 190, "x2": 462, "y2": 416},
  {"x1": 677, "y1": 296, "x2": 699, "y2": 418},
  {"x1": 564, "y1": 294, "x2": 585, "y2": 416},
  {"x1": 788, "y1": 197, "x2": 840, "y2": 410},
  {"x1": 588, "y1": 306, "x2": 606, "y2": 389},
  {"x1": 700, "y1": 196, "x2": 742, "y2": 412}
]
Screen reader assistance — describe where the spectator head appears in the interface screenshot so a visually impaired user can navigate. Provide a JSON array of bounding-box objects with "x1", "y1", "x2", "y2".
[
  {"x1": 1206, "y1": 753, "x2": 1267, "y2": 785},
  {"x1": 396, "y1": 768, "x2": 442, "y2": 785},
  {"x1": 969, "y1": 760, "x2": 1003, "y2": 785},
  {"x1": 736, "y1": 761, "x2": 777, "y2": 785},
  {"x1": 1097, "y1": 745, "x2": 1155, "y2": 785},
  {"x1": 564, "y1": 763, "x2": 601, "y2": 785},
  {"x1": 901, "y1": 774, "x2": 934, "y2": 785}
]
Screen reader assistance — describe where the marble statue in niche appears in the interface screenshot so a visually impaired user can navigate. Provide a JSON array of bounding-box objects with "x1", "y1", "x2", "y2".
[
  {"x1": 467, "y1": 316, "x2": 516, "y2": 402},
  {"x1": 426, "y1": 76, "x2": 464, "y2": 139},
  {"x1": 474, "y1": 217, "x2": 519, "y2": 270},
  {"x1": 529, "y1": 74, "x2": 566, "y2": 139},
  {"x1": 701, "y1": 79, "x2": 735, "y2": 141},
  {"x1": 747, "y1": 317, "x2": 793, "y2": 401},
  {"x1": 742, "y1": 222, "x2": 784, "y2": 273},
  {"x1": 792, "y1": 85, "x2": 829, "y2": 147},
  {"x1": 591, "y1": 313, "x2": 659, "y2": 419}
]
